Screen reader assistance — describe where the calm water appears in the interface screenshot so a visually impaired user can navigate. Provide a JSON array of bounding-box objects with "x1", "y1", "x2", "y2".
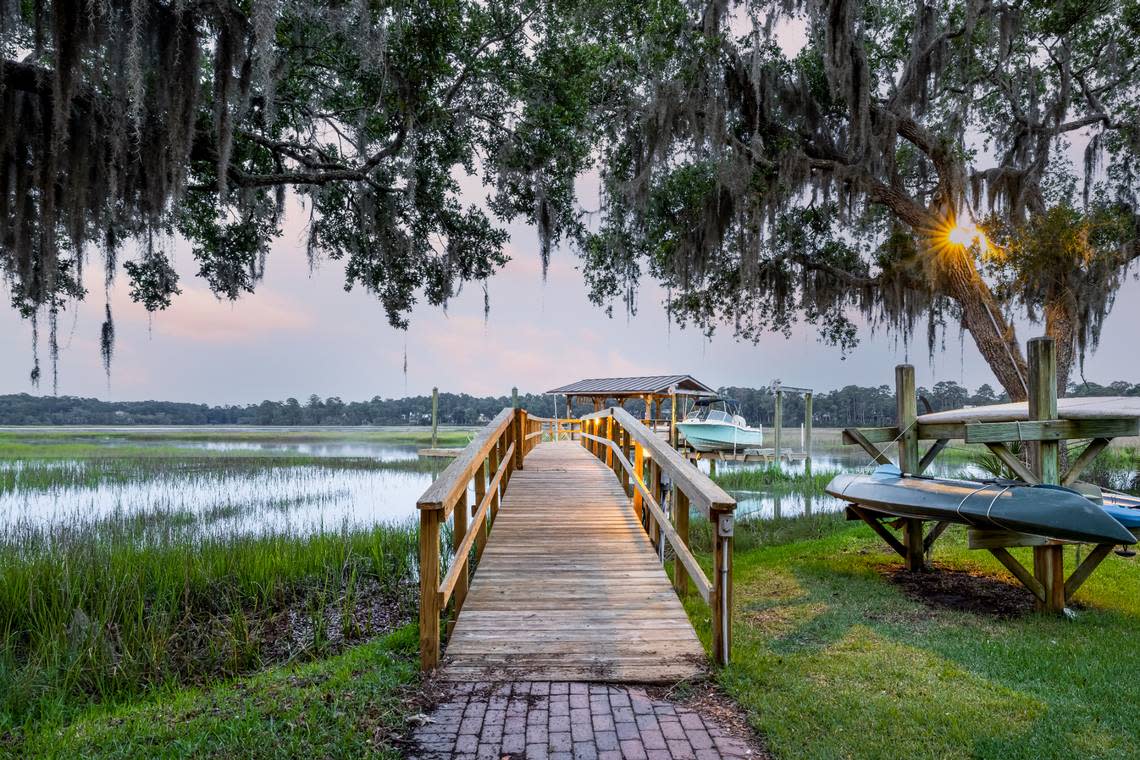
[{"x1": 0, "y1": 429, "x2": 455, "y2": 538}]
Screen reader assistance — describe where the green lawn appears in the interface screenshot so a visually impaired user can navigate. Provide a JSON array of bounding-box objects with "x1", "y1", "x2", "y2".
[
  {"x1": 684, "y1": 518, "x2": 1140, "y2": 760},
  {"x1": 9, "y1": 626, "x2": 419, "y2": 759}
]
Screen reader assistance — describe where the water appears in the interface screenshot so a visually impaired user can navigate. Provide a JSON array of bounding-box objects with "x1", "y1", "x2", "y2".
[
  {"x1": 699, "y1": 448, "x2": 992, "y2": 522},
  {"x1": 0, "y1": 428, "x2": 451, "y2": 540}
]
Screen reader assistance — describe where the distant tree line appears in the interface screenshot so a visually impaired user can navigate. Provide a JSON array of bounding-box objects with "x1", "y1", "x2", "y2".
[{"x1": 0, "y1": 380, "x2": 1136, "y2": 427}]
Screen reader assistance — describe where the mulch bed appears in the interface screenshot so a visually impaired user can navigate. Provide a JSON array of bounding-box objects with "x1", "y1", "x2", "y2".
[{"x1": 884, "y1": 564, "x2": 1038, "y2": 618}]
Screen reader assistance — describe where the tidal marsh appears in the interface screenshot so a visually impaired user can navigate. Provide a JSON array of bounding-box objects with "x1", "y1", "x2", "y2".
[{"x1": 0, "y1": 427, "x2": 466, "y2": 741}]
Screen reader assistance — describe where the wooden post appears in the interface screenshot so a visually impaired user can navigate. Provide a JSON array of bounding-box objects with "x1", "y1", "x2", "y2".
[
  {"x1": 511, "y1": 387, "x2": 518, "y2": 409},
  {"x1": 649, "y1": 458, "x2": 662, "y2": 551},
  {"x1": 474, "y1": 457, "x2": 488, "y2": 561},
  {"x1": 670, "y1": 390, "x2": 678, "y2": 447},
  {"x1": 896, "y1": 365, "x2": 925, "y2": 571},
  {"x1": 488, "y1": 440, "x2": 501, "y2": 523},
  {"x1": 632, "y1": 442, "x2": 644, "y2": 520},
  {"x1": 419, "y1": 508, "x2": 441, "y2": 669},
  {"x1": 1028, "y1": 337, "x2": 1065, "y2": 612},
  {"x1": 711, "y1": 511, "x2": 733, "y2": 665},
  {"x1": 773, "y1": 390, "x2": 783, "y2": 462},
  {"x1": 673, "y1": 489, "x2": 690, "y2": 596},
  {"x1": 431, "y1": 387, "x2": 439, "y2": 449},
  {"x1": 452, "y1": 491, "x2": 469, "y2": 617},
  {"x1": 804, "y1": 392, "x2": 813, "y2": 477},
  {"x1": 602, "y1": 417, "x2": 611, "y2": 468},
  {"x1": 514, "y1": 409, "x2": 527, "y2": 471},
  {"x1": 620, "y1": 428, "x2": 631, "y2": 496}
]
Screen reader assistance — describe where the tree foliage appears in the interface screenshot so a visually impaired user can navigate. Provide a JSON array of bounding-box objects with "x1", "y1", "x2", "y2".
[
  {"x1": 0, "y1": 0, "x2": 596, "y2": 387},
  {"x1": 566, "y1": 0, "x2": 1140, "y2": 399}
]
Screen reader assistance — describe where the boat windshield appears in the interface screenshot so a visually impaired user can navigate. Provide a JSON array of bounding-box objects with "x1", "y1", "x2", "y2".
[{"x1": 685, "y1": 399, "x2": 740, "y2": 423}]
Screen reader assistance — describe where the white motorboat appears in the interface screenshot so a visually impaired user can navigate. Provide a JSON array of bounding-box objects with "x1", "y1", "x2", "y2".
[{"x1": 676, "y1": 398, "x2": 764, "y2": 452}]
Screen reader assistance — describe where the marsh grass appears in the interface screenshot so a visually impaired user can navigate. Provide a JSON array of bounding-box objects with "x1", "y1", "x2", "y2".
[
  {"x1": 0, "y1": 516, "x2": 427, "y2": 730},
  {"x1": 712, "y1": 465, "x2": 841, "y2": 495},
  {"x1": 0, "y1": 453, "x2": 443, "y2": 496}
]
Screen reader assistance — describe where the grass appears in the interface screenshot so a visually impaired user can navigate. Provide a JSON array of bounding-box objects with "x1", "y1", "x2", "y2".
[
  {"x1": 0, "y1": 517, "x2": 424, "y2": 733},
  {"x1": 0, "y1": 427, "x2": 448, "y2": 750},
  {"x1": 680, "y1": 514, "x2": 1140, "y2": 760},
  {"x1": 712, "y1": 465, "x2": 842, "y2": 495},
  {"x1": 11, "y1": 625, "x2": 420, "y2": 758}
]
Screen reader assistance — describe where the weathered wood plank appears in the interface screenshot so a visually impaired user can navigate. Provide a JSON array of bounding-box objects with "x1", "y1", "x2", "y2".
[
  {"x1": 439, "y1": 441, "x2": 706, "y2": 683},
  {"x1": 963, "y1": 418, "x2": 1137, "y2": 444}
]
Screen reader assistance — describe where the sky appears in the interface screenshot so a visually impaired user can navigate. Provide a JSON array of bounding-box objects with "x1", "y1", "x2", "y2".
[{"x1": 1, "y1": 201, "x2": 1138, "y2": 405}]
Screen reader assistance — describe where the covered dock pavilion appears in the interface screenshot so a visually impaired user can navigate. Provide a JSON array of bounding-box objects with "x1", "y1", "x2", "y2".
[{"x1": 547, "y1": 374, "x2": 718, "y2": 444}]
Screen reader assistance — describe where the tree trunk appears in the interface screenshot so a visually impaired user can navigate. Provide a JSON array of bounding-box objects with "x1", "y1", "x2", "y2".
[
  {"x1": 935, "y1": 254, "x2": 1029, "y2": 401},
  {"x1": 1044, "y1": 296, "x2": 1076, "y2": 396}
]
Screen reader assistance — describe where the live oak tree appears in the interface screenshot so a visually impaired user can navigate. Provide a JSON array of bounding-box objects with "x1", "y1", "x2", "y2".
[
  {"x1": 571, "y1": 0, "x2": 1140, "y2": 400},
  {"x1": 4, "y1": 2, "x2": 1139, "y2": 401},
  {"x1": 0, "y1": 0, "x2": 593, "y2": 387}
]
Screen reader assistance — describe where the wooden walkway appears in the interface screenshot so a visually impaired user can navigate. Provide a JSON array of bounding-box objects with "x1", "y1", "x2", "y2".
[{"x1": 440, "y1": 442, "x2": 707, "y2": 682}]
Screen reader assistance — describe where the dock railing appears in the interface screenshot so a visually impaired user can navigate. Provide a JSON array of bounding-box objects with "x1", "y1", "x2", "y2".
[
  {"x1": 580, "y1": 407, "x2": 737, "y2": 664},
  {"x1": 416, "y1": 407, "x2": 520, "y2": 669}
]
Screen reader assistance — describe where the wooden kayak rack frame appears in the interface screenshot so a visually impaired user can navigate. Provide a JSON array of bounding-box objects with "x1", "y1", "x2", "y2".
[{"x1": 842, "y1": 337, "x2": 1139, "y2": 614}]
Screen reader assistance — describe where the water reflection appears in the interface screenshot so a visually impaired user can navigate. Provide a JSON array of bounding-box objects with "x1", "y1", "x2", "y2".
[{"x1": 0, "y1": 432, "x2": 440, "y2": 539}]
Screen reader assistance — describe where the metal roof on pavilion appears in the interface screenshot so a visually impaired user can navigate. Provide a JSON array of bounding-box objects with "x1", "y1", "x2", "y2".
[{"x1": 546, "y1": 375, "x2": 717, "y2": 398}]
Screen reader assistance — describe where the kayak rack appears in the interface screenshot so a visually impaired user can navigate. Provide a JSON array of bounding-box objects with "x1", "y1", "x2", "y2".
[{"x1": 841, "y1": 337, "x2": 1140, "y2": 614}]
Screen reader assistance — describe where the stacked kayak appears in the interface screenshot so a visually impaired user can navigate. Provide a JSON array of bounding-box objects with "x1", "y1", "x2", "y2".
[{"x1": 826, "y1": 465, "x2": 1138, "y2": 545}]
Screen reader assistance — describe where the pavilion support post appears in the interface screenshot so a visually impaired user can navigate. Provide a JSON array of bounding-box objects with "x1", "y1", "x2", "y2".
[
  {"x1": 895, "y1": 365, "x2": 926, "y2": 571},
  {"x1": 1028, "y1": 338, "x2": 1065, "y2": 613},
  {"x1": 711, "y1": 511, "x2": 733, "y2": 666},
  {"x1": 673, "y1": 489, "x2": 690, "y2": 596},
  {"x1": 773, "y1": 390, "x2": 783, "y2": 463},
  {"x1": 418, "y1": 508, "x2": 442, "y2": 670}
]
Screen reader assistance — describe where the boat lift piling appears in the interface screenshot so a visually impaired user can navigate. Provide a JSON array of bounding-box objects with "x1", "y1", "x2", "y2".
[{"x1": 842, "y1": 336, "x2": 1140, "y2": 613}]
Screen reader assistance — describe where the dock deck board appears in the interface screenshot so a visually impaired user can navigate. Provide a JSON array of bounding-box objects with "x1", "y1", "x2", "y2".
[{"x1": 439, "y1": 441, "x2": 707, "y2": 682}]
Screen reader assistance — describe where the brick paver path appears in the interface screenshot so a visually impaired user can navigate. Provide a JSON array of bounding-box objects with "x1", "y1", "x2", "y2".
[{"x1": 410, "y1": 681, "x2": 755, "y2": 759}]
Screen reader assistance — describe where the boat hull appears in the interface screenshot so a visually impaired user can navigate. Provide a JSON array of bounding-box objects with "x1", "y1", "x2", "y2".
[
  {"x1": 677, "y1": 422, "x2": 763, "y2": 452},
  {"x1": 826, "y1": 467, "x2": 1137, "y2": 545}
]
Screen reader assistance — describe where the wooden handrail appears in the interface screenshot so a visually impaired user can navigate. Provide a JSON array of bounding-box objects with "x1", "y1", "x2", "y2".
[
  {"x1": 419, "y1": 407, "x2": 522, "y2": 670},
  {"x1": 418, "y1": 407, "x2": 514, "y2": 518},
  {"x1": 582, "y1": 433, "x2": 712, "y2": 602},
  {"x1": 438, "y1": 441, "x2": 515, "y2": 608},
  {"x1": 582, "y1": 407, "x2": 735, "y2": 517},
  {"x1": 580, "y1": 407, "x2": 735, "y2": 665}
]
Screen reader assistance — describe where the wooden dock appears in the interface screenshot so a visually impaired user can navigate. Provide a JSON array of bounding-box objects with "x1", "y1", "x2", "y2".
[
  {"x1": 416, "y1": 408, "x2": 736, "y2": 681},
  {"x1": 440, "y1": 442, "x2": 706, "y2": 682}
]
